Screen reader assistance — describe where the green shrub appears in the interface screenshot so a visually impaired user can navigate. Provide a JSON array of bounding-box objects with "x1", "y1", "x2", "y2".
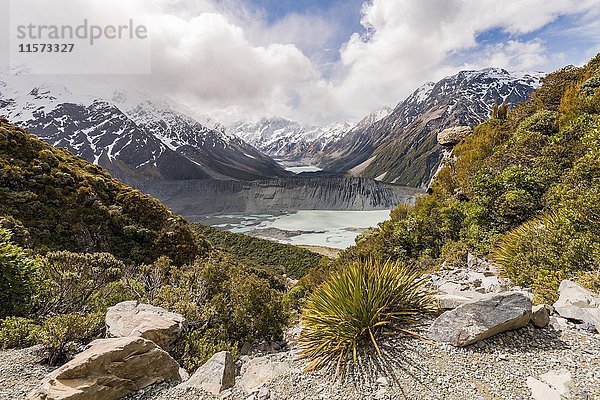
[
  {"x1": 578, "y1": 271, "x2": 600, "y2": 294},
  {"x1": 176, "y1": 329, "x2": 238, "y2": 372},
  {"x1": 86, "y1": 280, "x2": 140, "y2": 314},
  {"x1": 518, "y1": 110, "x2": 558, "y2": 136},
  {"x1": 0, "y1": 228, "x2": 43, "y2": 318},
  {"x1": 40, "y1": 251, "x2": 125, "y2": 314},
  {"x1": 37, "y1": 312, "x2": 104, "y2": 365},
  {"x1": 285, "y1": 285, "x2": 309, "y2": 311},
  {"x1": 491, "y1": 213, "x2": 600, "y2": 303},
  {"x1": 230, "y1": 272, "x2": 288, "y2": 343},
  {"x1": 299, "y1": 258, "x2": 433, "y2": 379},
  {"x1": 193, "y1": 224, "x2": 323, "y2": 280},
  {"x1": 0, "y1": 316, "x2": 40, "y2": 349}
]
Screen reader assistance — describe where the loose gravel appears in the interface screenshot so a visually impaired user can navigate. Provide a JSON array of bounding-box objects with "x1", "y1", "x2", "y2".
[{"x1": 0, "y1": 345, "x2": 53, "y2": 400}]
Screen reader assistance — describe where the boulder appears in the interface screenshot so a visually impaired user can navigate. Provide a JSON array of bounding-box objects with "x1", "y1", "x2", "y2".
[
  {"x1": 531, "y1": 304, "x2": 552, "y2": 328},
  {"x1": 238, "y1": 355, "x2": 291, "y2": 393},
  {"x1": 28, "y1": 337, "x2": 181, "y2": 400},
  {"x1": 105, "y1": 301, "x2": 187, "y2": 351},
  {"x1": 428, "y1": 292, "x2": 532, "y2": 346},
  {"x1": 437, "y1": 126, "x2": 472, "y2": 146},
  {"x1": 434, "y1": 294, "x2": 474, "y2": 310},
  {"x1": 553, "y1": 280, "x2": 600, "y2": 332},
  {"x1": 179, "y1": 351, "x2": 235, "y2": 395}
]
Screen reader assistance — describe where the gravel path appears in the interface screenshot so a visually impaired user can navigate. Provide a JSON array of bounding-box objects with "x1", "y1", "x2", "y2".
[
  {"x1": 119, "y1": 323, "x2": 599, "y2": 400},
  {"x1": 2, "y1": 324, "x2": 598, "y2": 399},
  {"x1": 0, "y1": 345, "x2": 53, "y2": 400}
]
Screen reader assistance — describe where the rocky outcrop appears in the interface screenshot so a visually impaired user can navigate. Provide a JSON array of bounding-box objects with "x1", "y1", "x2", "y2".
[
  {"x1": 142, "y1": 177, "x2": 421, "y2": 214},
  {"x1": 180, "y1": 351, "x2": 235, "y2": 395},
  {"x1": 238, "y1": 355, "x2": 291, "y2": 393},
  {"x1": 27, "y1": 337, "x2": 181, "y2": 400},
  {"x1": 553, "y1": 280, "x2": 600, "y2": 332},
  {"x1": 105, "y1": 301, "x2": 187, "y2": 351},
  {"x1": 428, "y1": 292, "x2": 532, "y2": 346},
  {"x1": 428, "y1": 257, "x2": 515, "y2": 310},
  {"x1": 437, "y1": 126, "x2": 472, "y2": 146}
]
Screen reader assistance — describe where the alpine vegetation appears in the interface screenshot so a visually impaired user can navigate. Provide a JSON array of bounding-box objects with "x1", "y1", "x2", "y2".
[{"x1": 299, "y1": 258, "x2": 434, "y2": 381}]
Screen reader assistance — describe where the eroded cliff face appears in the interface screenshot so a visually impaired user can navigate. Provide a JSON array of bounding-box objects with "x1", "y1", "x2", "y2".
[{"x1": 140, "y1": 177, "x2": 421, "y2": 215}]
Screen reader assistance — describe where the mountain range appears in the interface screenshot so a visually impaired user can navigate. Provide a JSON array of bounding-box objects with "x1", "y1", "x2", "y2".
[
  {"x1": 230, "y1": 68, "x2": 542, "y2": 187},
  {"x1": 0, "y1": 67, "x2": 543, "y2": 199},
  {"x1": 321, "y1": 68, "x2": 542, "y2": 187},
  {"x1": 0, "y1": 73, "x2": 289, "y2": 185}
]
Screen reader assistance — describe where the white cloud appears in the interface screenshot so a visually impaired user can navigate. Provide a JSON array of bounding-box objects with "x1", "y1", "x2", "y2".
[{"x1": 3, "y1": 0, "x2": 600, "y2": 124}]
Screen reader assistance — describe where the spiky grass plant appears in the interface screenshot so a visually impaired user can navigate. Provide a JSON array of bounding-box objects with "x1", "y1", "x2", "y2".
[{"x1": 298, "y1": 258, "x2": 434, "y2": 380}]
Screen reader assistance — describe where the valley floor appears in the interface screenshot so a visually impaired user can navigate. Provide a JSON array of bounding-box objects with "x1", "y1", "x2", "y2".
[{"x1": 2, "y1": 324, "x2": 598, "y2": 400}]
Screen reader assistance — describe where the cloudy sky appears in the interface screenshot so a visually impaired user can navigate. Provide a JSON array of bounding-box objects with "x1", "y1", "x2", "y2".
[{"x1": 2, "y1": 0, "x2": 600, "y2": 124}]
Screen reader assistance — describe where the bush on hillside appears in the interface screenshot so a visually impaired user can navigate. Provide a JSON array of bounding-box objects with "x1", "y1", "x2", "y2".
[
  {"x1": 491, "y1": 213, "x2": 600, "y2": 303},
  {"x1": 176, "y1": 330, "x2": 239, "y2": 372},
  {"x1": 0, "y1": 316, "x2": 40, "y2": 349},
  {"x1": 0, "y1": 228, "x2": 43, "y2": 318},
  {"x1": 193, "y1": 224, "x2": 323, "y2": 280},
  {"x1": 40, "y1": 251, "x2": 125, "y2": 315},
  {"x1": 0, "y1": 120, "x2": 205, "y2": 266},
  {"x1": 37, "y1": 312, "x2": 104, "y2": 365}
]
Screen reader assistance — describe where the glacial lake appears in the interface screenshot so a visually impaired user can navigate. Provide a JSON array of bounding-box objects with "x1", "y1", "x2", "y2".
[
  {"x1": 284, "y1": 165, "x2": 323, "y2": 174},
  {"x1": 201, "y1": 209, "x2": 392, "y2": 249}
]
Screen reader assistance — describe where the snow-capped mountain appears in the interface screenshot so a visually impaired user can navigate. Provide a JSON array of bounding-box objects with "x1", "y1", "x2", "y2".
[
  {"x1": 319, "y1": 68, "x2": 543, "y2": 187},
  {"x1": 229, "y1": 117, "x2": 351, "y2": 162},
  {"x1": 0, "y1": 73, "x2": 288, "y2": 184}
]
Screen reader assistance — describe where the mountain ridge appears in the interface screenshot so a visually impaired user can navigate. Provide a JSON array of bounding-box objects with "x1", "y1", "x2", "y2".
[
  {"x1": 318, "y1": 67, "x2": 543, "y2": 187},
  {"x1": 0, "y1": 75, "x2": 290, "y2": 185}
]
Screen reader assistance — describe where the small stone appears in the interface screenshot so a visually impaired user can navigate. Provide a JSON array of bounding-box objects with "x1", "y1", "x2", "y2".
[
  {"x1": 526, "y1": 377, "x2": 561, "y2": 400},
  {"x1": 549, "y1": 316, "x2": 569, "y2": 331},
  {"x1": 376, "y1": 377, "x2": 389, "y2": 386},
  {"x1": 531, "y1": 304, "x2": 552, "y2": 328},
  {"x1": 539, "y1": 369, "x2": 572, "y2": 396},
  {"x1": 257, "y1": 386, "x2": 270, "y2": 399}
]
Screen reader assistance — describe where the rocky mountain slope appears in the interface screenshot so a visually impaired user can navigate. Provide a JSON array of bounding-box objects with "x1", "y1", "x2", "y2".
[
  {"x1": 0, "y1": 119, "x2": 202, "y2": 265},
  {"x1": 140, "y1": 177, "x2": 420, "y2": 215},
  {"x1": 319, "y1": 68, "x2": 542, "y2": 187},
  {"x1": 0, "y1": 73, "x2": 289, "y2": 185},
  {"x1": 229, "y1": 117, "x2": 351, "y2": 163}
]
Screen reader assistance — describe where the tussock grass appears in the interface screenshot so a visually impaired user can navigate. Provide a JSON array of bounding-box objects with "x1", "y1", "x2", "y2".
[{"x1": 299, "y1": 258, "x2": 434, "y2": 380}]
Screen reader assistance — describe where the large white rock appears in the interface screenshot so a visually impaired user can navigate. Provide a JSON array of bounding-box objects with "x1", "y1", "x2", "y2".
[
  {"x1": 180, "y1": 351, "x2": 235, "y2": 395},
  {"x1": 238, "y1": 355, "x2": 291, "y2": 393},
  {"x1": 28, "y1": 337, "x2": 181, "y2": 400},
  {"x1": 434, "y1": 293, "x2": 474, "y2": 310},
  {"x1": 428, "y1": 292, "x2": 532, "y2": 346},
  {"x1": 437, "y1": 126, "x2": 472, "y2": 146},
  {"x1": 553, "y1": 280, "x2": 600, "y2": 332},
  {"x1": 105, "y1": 301, "x2": 187, "y2": 351}
]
